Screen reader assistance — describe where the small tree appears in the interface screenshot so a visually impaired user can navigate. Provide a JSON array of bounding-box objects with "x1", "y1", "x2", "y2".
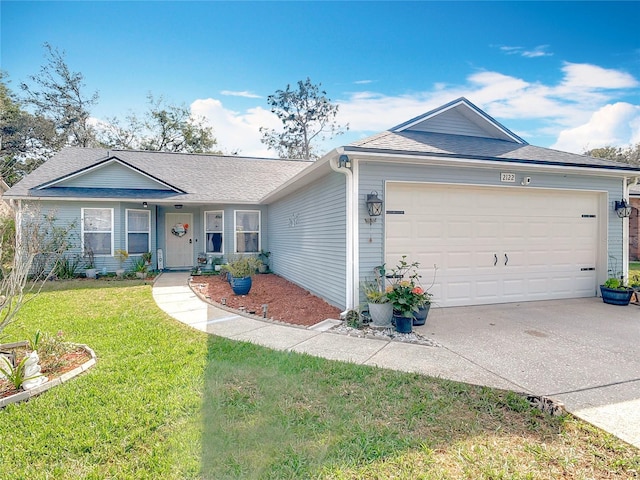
[
  {"x1": 20, "y1": 43, "x2": 99, "y2": 149},
  {"x1": 585, "y1": 143, "x2": 640, "y2": 166},
  {"x1": 0, "y1": 207, "x2": 75, "y2": 340},
  {"x1": 260, "y1": 78, "x2": 348, "y2": 160},
  {"x1": 98, "y1": 94, "x2": 219, "y2": 154}
]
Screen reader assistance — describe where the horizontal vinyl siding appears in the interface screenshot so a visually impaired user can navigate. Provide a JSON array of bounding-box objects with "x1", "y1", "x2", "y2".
[
  {"x1": 24, "y1": 200, "x2": 157, "y2": 273},
  {"x1": 156, "y1": 204, "x2": 267, "y2": 267},
  {"x1": 60, "y1": 162, "x2": 169, "y2": 190},
  {"x1": 268, "y1": 172, "x2": 347, "y2": 309},
  {"x1": 358, "y1": 161, "x2": 624, "y2": 291},
  {"x1": 411, "y1": 109, "x2": 491, "y2": 138}
]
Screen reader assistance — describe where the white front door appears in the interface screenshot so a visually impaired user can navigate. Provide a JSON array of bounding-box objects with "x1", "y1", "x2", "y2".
[
  {"x1": 385, "y1": 183, "x2": 601, "y2": 307},
  {"x1": 165, "y1": 213, "x2": 193, "y2": 268}
]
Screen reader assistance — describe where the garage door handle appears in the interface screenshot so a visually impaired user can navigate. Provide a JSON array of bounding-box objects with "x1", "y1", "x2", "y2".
[
  {"x1": 504, "y1": 253, "x2": 509, "y2": 266},
  {"x1": 494, "y1": 254, "x2": 498, "y2": 266}
]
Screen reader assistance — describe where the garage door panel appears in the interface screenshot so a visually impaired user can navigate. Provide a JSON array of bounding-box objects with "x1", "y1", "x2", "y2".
[{"x1": 386, "y1": 183, "x2": 600, "y2": 307}]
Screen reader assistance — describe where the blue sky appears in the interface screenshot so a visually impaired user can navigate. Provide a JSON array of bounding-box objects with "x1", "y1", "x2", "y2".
[{"x1": 2, "y1": 1, "x2": 639, "y2": 157}]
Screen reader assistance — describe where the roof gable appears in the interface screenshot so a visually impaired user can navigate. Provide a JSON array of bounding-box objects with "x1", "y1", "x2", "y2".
[
  {"x1": 5, "y1": 147, "x2": 313, "y2": 204},
  {"x1": 37, "y1": 157, "x2": 183, "y2": 192},
  {"x1": 391, "y1": 97, "x2": 527, "y2": 144}
]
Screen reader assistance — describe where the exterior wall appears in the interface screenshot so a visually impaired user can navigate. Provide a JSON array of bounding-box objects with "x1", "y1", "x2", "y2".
[
  {"x1": 24, "y1": 200, "x2": 157, "y2": 273},
  {"x1": 410, "y1": 108, "x2": 490, "y2": 137},
  {"x1": 630, "y1": 198, "x2": 640, "y2": 261},
  {"x1": 267, "y1": 172, "x2": 347, "y2": 309},
  {"x1": 156, "y1": 204, "x2": 267, "y2": 268},
  {"x1": 59, "y1": 162, "x2": 168, "y2": 190},
  {"x1": 358, "y1": 160, "x2": 624, "y2": 297}
]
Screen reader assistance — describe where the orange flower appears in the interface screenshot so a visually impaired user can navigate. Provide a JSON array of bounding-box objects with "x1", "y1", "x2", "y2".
[
  {"x1": 184, "y1": 224, "x2": 189, "y2": 229},
  {"x1": 411, "y1": 286, "x2": 424, "y2": 295}
]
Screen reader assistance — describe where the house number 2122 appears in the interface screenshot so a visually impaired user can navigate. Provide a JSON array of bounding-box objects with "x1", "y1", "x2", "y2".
[{"x1": 500, "y1": 173, "x2": 516, "y2": 183}]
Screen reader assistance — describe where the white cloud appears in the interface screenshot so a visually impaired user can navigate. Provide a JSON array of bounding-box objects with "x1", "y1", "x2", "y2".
[
  {"x1": 190, "y1": 98, "x2": 279, "y2": 157},
  {"x1": 188, "y1": 62, "x2": 639, "y2": 158},
  {"x1": 559, "y1": 62, "x2": 638, "y2": 90},
  {"x1": 551, "y1": 102, "x2": 640, "y2": 153},
  {"x1": 499, "y1": 45, "x2": 553, "y2": 58},
  {"x1": 220, "y1": 90, "x2": 262, "y2": 99},
  {"x1": 353, "y1": 80, "x2": 374, "y2": 85}
]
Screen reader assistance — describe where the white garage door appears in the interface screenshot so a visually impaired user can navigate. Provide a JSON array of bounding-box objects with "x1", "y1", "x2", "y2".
[{"x1": 385, "y1": 183, "x2": 600, "y2": 307}]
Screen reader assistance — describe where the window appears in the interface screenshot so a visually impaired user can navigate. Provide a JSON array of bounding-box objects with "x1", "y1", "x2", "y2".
[
  {"x1": 235, "y1": 210, "x2": 260, "y2": 253},
  {"x1": 205, "y1": 211, "x2": 224, "y2": 254},
  {"x1": 126, "y1": 209, "x2": 150, "y2": 254},
  {"x1": 82, "y1": 208, "x2": 113, "y2": 256}
]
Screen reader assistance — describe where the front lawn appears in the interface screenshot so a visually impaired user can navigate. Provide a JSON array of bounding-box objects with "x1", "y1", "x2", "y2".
[
  {"x1": 0, "y1": 283, "x2": 638, "y2": 478},
  {"x1": 630, "y1": 261, "x2": 640, "y2": 279}
]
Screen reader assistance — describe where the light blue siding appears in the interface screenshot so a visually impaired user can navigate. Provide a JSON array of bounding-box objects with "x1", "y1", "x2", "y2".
[
  {"x1": 59, "y1": 161, "x2": 171, "y2": 190},
  {"x1": 24, "y1": 200, "x2": 157, "y2": 273},
  {"x1": 268, "y1": 172, "x2": 347, "y2": 309},
  {"x1": 410, "y1": 108, "x2": 494, "y2": 138},
  {"x1": 156, "y1": 204, "x2": 267, "y2": 268},
  {"x1": 358, "y1": 160, "x2": 624, "y2": 293}
]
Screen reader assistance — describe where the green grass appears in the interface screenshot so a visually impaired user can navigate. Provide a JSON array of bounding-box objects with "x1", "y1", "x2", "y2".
[
  {"x1": 1, "y1": 284, "x2": 638, "y2": 479},
  {"x1": 630, "y1": 262, "x2": 640, "y2": 280}
]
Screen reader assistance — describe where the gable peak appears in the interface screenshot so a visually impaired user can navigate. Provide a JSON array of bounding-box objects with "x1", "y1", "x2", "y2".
[{"x1": 391, "y1": 97, "x2": 527, "y2": 144}]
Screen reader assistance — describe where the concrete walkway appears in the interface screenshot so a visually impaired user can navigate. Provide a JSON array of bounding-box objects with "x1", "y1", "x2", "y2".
[{"x1": 152, "y1": 272, "x2": 640, "y2": 449}]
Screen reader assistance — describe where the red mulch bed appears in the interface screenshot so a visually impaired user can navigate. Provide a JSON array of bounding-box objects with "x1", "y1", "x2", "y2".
[
  {"x1": 191, "y1": 273, "x2": 342, "y2": 327},
  {"x1": 0, "y1": 347, "x2": 92, "y2": 399}
]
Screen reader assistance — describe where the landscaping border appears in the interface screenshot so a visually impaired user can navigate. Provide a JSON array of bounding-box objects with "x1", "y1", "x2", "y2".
[{"x1": 0, "y1": 344, "x2": 97, "y2": 408}]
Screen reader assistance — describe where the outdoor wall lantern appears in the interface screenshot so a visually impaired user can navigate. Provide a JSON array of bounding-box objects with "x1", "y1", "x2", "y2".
[
  {"x1": 338, "y1": 154, "x2": 351, "y2": 169},
  {"x1": 142, "y1": 202, "x2": 148, "y2": 208},
  {"x1": 366, "y1": 191, "x2": 384, "y2": 217},
  {"x1": 174, "y1": 204, "x2": 183, "y2": 210},
  {"x1": 614, "y1": 199, "x2": 632, "y2": 218}
]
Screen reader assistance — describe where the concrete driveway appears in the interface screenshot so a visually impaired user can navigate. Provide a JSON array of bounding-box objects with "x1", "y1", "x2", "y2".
[{"x1": 416, "y1": 297, "x2": 640, "y2": 448}]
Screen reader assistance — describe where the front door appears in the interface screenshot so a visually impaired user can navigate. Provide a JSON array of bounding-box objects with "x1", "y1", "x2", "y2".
[{"x1": 165, "y1": 213, "x2": 193, "y2": 268}]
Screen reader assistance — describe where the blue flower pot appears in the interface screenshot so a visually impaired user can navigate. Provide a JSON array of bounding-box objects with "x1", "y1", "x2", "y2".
[
  {"x1": 231, "y1": 276, "x2": 252, "y2": 295},
  {"x1": 394, "y1": 313, "x2": 413, "y2": 333},
  {"x1": 413, "y1": 304, "x2": 431, "y2": 326},
  {"x1": 600, "y1": 285, "x2": 633, "y2": 306}
]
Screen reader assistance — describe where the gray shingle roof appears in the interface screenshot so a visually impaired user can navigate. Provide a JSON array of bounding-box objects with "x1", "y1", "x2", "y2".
[
  {"x1": 346, "y1": 130, "x2": 640, "y2": 171},
  {"x1": 6, "y1": 147, "x2": 313, "y2": 203}
]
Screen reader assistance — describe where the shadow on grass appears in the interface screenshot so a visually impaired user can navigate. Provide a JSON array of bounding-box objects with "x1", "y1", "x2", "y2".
[{"x1": 199, "y1": 335, "x2": 631, "y2": 479}]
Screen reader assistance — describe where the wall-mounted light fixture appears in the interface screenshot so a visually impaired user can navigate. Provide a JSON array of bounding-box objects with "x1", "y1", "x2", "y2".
[
  {"x1": 338, "y1": 154, "x2": 351, "y2": 169},
  {"x1": 174, "y1": 204, "x2": 183, "y2": 210},
  {"x1": 142, "y1": 201, "x2": 148, "y2": 208},
  {"x1": 366, "y1": 191, "x2": 383, "y2": 217},
  {"x1": 614, "y1": 199, "x2": 632, "y2": 218}
]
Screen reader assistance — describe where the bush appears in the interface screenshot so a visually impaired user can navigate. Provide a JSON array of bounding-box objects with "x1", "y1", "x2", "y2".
[{"x1": 227, "y1": 255, "x2": 262, "y2": 278}]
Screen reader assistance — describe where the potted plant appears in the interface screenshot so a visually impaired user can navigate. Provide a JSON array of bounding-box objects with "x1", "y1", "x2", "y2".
[
  {"x1": 385, "y1": 256, "x2": 433, "y2": 333},
  {"x1": 132, "y1": 257, "x2": 148, "y2": 279},
  {"x1": 362, "y1": 280, "x2": 392, "y2": 327},
  {"x1": 258, "y1": 250, "x2": 271, "y2": 273},
  {"x1": 600, "y1": 277, "x2": 633, "y2": 306},
  {"x1": 227, "y1": 256, "x2": 262, "y2": 295},
  {"x1": 142, "y1": 251, "x2": 153, "y2": 267},
  {"x1": 84, "y1": 247, "x2": 97, "y2": 279},
  {"x1": 114, "y1": 249, "x2": 129, "y2": 279},
  {"x1": 212, "y1": 256, "x2": 223, "y2": 272}
]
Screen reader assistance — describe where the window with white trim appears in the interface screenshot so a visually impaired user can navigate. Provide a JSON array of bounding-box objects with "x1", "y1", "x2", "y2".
[
  {"x1": 235, "y1": 210, "x2": 260, "y2": 253},
  {"x1": 126, "y1": 209, "x2": 151, "y2": 254},
  {"x1": 205, "y1": 210, "x2": 224, "y2": 254},
  {"x1": 82, "y1": 208, "x2": 113, "y2": 256}
]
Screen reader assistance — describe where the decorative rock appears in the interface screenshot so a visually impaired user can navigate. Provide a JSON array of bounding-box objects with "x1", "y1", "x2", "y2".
[{"x1": 22, "y1": 351, "x2": 47, "y2": 389}]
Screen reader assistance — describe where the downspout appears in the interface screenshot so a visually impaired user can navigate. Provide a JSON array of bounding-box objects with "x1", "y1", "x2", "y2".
[
  {"x1": 623, "y1": 177, "x2": 640, "y2": 281},
  {"x1": 330, "y1": 148, "x2": 356, "y2": 313}
]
